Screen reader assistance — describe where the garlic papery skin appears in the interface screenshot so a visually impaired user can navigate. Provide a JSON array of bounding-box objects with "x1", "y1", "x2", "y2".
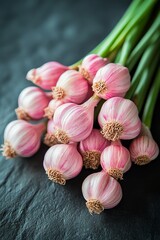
[
  {"x1": 44, "y1": 119, "x2": 59, "y2": 147},
  {"x1": 98, "y1": 97, "x2": 141, "y2": 141},
  {"x1": 140, "y1": 123, "x2": 153, "y2": 139},
  {"x1": 79, "y1": 129, "x2": 110, "y2": 169},
  {"x1": 129, "y1": 135, "x2": 159, "y2": 165},
  {"x1": 15, "y1": 87, "x2": 51, "y2": 121},
  {"x1": 1, "y1": 120, "x2": 45, "y2": 158},
  {"x1": 26, "y1": 62, "x2": 69, "y2": 90},
  {"x1": 43, "y1": 144, "x2": 83, "y2": 185},
  {"x1": 92, "y1": 63, "x2": 130, "y2": 100},
  {"x1": 83, "y1": 84, "x2": 94, "y2": 102},
  {"x1": 44, "y1": 99, "x2": 64, "y2": 119},
  {"x1": 53, "y1": 94, "x2": 100, "y2": 144},
  {"x1": 79, "y1": 54, "x2": 109, "y2": 84},
  {"x1": 82, "y1": 171, "x2": 122, "y2": 214},
  {"x1": 100, "y1": 141, "x2": 131, "y2": 180},
  {"x1": 52, "y1": 70, "x2": 88, "y2": 104}
]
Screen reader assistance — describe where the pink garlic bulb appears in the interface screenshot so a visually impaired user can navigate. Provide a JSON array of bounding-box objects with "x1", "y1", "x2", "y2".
[
  {"x1": 53, "y1": 94, "x2": 100, "y2": 144},
  {"x1": 15, "y1": 86, "x2": 51, "y2": 121},
  {"x1": 140, "y1": 123, "x2": 153, "y2": 139},
  {"x1": 98, "y1": 97, "x2": 141, "y2": 141},
  {"x1": 92, "y1": 63, "x2": 130, "y2": 100},
  {"x1": 43, "y1": 144, "x2": 83, "y2": 185},
  {"x1": 52, "y1": 70, "x2": 88, "y2": 104},
  {"x1": 1, "y1": 120, "x2": 45, "y2": 158},
  {"x1": 44, "y1": 99, "x2": 64, "y2": 119},
  {"x1": 26, "y1": 62, "x2": 69, "y2": 90},
  {"x1": 129, "y1": 135, "x2": 159, "y2": 165},
  {"x1": 79, "y1": 54, "x2": 109, "y2": 84},
  {"x1": 100, "y1": 141, "x2": 131, "y2": 180},
  {"x1": 79, "y1": 129, "x2": 110, "y2": 169},
  {"x1": 82, "y1": 171, "x2": 122, "y2": 214},
  {"x1": 44, "y1": 119, "x2": 59, "y2": 147}
]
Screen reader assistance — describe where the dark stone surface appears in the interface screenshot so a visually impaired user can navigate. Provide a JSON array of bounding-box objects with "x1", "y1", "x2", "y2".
[{"x1": 0, "y1": 0, "x2": 160, "y2": 239}]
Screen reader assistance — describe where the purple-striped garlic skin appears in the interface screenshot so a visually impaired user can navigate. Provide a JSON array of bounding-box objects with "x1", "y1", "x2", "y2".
[
  {"x1": 100, "y1": 141, "x2": 131, "y2": 180},
  {"x1": 79, "y1": 129, "x2": 110, "y2": 169},
  {"x1": 79, "y1": 54, "x2": 109, "y2": 84},
  {"x1": 44, "y1": 99, "x2": 64, "y2": 120},
  {"x1": 82, "y1": 171, "x2": 122, "y2": 214},
  {"x1": 129, "y1": 135, "x2": 159, "y2": 165},
  {"x1": 53, "y1": 95, "x2": 100, "y2": 144},
  {"x1": 52, "y1": 70, "x2": 88, "y2": 104},
  {"x1": 92, "y1": 63, "x2": 130, "y2": 100},
  {"x1": 15, "y1": 87, "x2": 51, "y2": 121},
  {"x1": 83, "y1": 84, "x2": 94, "y2": 102},
  {"x1": 1, "y1": 120, "x2": 45, "y2": 158},
  {"x1": 98, "y1": 97, "x2": 141, "y2": 141},
  {"x1": 26, "y1": 62, "x2": 69, "y2": 90},
  {"x1": 43, "y1": 119, "x2": 59, "y2": 147},
  {"x1": 43, "y1": 144, "x2": 83, "y2": 185}
]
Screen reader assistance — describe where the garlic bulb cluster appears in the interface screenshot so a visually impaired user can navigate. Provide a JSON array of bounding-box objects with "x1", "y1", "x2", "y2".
[{"x1": 2, "y1": 51, "x2": 159, "y2": 216}]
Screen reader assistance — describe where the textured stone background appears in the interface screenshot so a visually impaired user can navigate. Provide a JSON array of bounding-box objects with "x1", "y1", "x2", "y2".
[{"x1": 0, "y1": 0, "x2": 160, "y2": 239}]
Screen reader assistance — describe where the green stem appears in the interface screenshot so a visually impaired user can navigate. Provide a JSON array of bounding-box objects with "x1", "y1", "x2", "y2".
[
  {"x1": 132, "y1": 52, "x2": 159, "y2": 112},
  {"x1": 127, "y1": 12, "x2": 160, "y2": 71},
  {"x1": 118, "y1": 14, "x2": 149, "y2": 65},
  {"x1": 92, "y1": 0, "x2": 142, "y2": 54},
  {"x1": 125, "y1": 38, "x2": 160, "y2": 99},
  {"x1": 114, "y1": 48, "x2": 122, "y2": 63},
  {"x1": 142, "y1": 68, "x2": 160, "y2": 129},
  {"x1": 72, "y1": 0, "x2": 142, "y2": 67},
  {"x1": 98, "y1": 0, "x2": 157, "y2": 57}
]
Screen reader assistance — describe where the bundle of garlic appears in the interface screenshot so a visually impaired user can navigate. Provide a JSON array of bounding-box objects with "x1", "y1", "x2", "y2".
[{"x1": 1, "y1": 0, "x2": 160, "y2": 215}]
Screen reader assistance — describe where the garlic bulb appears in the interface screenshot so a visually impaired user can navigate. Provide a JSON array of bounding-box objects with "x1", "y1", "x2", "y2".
[
  {"x1": 130, "y1": 135, "x2": 159, "y2": 165},
  {"x1": 100, "y1": 141, "x2": 131, "y2": 180},
  {"x1": 92, "y1": 63, "x2": 130, "y2": 100},
  {"x1": 43, "y1": 144, "x2": 83, "y2": 185},
  {"x1": 79, "y1": 129, "x2": 110, "y2": 169},
  {"x1": 82, "y1": 171, "x2": 122, "y2": 214},
  {"x1": 98, "y1": 97, "x2": 141, "y2": 141},
  {"x1": 1, "y1": 120, "x2": 45, "y2": 158}
]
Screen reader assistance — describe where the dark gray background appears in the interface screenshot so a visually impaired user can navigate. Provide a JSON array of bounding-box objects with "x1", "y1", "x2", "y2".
[{"x1": 0, "y1": 0, "x2": 160, "y2": 239}]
